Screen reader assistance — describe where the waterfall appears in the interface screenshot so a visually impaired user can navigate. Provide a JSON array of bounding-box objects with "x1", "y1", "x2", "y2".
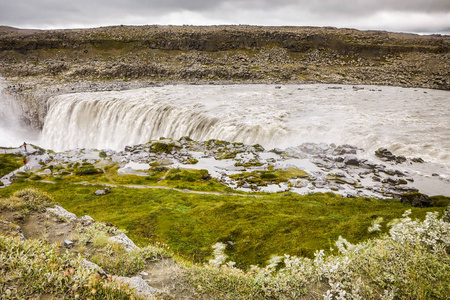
[{"x1": 40, "y1": 87, "x2": 290, "y2": 151}]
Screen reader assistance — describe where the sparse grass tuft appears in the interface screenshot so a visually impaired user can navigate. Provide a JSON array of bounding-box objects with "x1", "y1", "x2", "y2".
[
  {"x1": 0, "y1": 236, "x2": 139, "y2": 299},
  {"x1": 0, "y1": 187, "x2": 54, "y2": 212}
]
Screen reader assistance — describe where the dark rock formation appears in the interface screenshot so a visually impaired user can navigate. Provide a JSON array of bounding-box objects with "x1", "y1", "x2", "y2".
[
  {"x1": 400, "y1": 192, "x2": 432, "y2": 207},
  {"x1": 375, "y1": 148, "x2": 407, "y2": 163}
]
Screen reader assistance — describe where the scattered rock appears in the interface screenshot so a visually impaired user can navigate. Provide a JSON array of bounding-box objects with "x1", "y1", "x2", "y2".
[
  {"x1": 108, "y1": 232, "x2": 138, "y2": 251},
  {"x1": 94, "y1": 188, "x2": 111, "y2": 195},
  {"x1": 81, "y1": 215, "x2": 95, "y2": 226},
  {"x1": 80, "y1": 260, "x2": 106, "y2": 276},
  {"x1": 47, "y1": 204, "x2": 77, "y2": 222},
  {"x1": 115, "y1": 276, "x2": 163, "y2": 298},
  {"x1": 271, "y1": 148, "x2": 284, "y2": 155},
  {"x1": 64, "y1": 240, "x2": 74, "y2": 248},
  {"x1": 94, "y1": 189, "x2": 106, "y2": 195},
  {"x1": 344, "y1": 156, "x2": 359, "y2": 166},
  {"x1": 375, "y1": 148, "x2": 406, "y2": 163}
]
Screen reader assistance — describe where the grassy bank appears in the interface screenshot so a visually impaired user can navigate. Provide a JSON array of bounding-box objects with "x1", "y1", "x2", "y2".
[
  {"x1": 0, "y1": 153, "x2": 23, "y2": 177},
  {"x1": 0, "y1": 181, "x2": 447, "y2": 269},
  {"x1": 1, "y1": 187, "x2": 448, "y2": 299}
]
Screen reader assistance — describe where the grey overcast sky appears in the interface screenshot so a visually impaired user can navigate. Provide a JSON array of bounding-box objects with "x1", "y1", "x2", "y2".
[{"x1": 1, "y1": 0, "x2": 449, "y2": 34}]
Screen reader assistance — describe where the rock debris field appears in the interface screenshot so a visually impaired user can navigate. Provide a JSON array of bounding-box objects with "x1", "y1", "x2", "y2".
[{"x1": 2, "y1": 138, "x2": 448, "y2": 202}]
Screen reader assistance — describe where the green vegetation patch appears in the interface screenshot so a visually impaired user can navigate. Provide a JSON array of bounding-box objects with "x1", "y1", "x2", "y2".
[
  {"x1": 230, "y1": 167, "x2": 308, "y2": 187},
  {"x1": 0, "y1": 235, "x2": 138, "y2": 299},
  {"x1": 74, "y1": 162, "x2": 103, "y2": 176},
  {"x1": 160, "y1": 168, "x2": 228, "y2": 192},
  {"x1": 187, "y1": 210, "x2": 450, "y2": 300},
  {"x1": 0, "y1": 187, "x2": 55, "y2": 213},
  {"x1": 0, "y1": 153, "x2": 23, "y2": 177},
  {"x1": 149, "y1": 142, "x2": 179, "y2": 154},
  {"x1": 0, "y1": 182, "x2": 446, "y2": 270}
]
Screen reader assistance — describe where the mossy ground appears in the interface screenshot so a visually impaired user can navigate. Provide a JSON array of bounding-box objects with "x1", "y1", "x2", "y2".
[
  {"x1": 0, "y1": 153, "x2": 23, "y2": 177},
  {"x1": 0, "y1": 181, "x2": 447, "y2": 269}
]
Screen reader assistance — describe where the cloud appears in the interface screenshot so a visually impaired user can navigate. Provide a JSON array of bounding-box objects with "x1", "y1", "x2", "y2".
[{"x1": 0, "y1": 0, "x2": 449, "y2": 34}]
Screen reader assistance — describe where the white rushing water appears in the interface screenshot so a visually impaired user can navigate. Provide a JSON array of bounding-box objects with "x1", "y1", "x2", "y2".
[
  {"x1": 0, "y1": 81, "x2": 39, "y2": 148},
  {"x1": 41, "y1": 84, "x2": 449, "y2": 166}
]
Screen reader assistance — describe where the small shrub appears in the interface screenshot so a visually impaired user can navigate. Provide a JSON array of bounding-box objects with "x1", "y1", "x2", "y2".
[
  {"x1": 0, "y1": 188, "x2": 54, "y2": 213},
  {"x1": 75, "y1": 167, "x2": 102, "y2": 176},
  {"x1": 92, "y1": 243, "x2": 167, "y2": 276}
]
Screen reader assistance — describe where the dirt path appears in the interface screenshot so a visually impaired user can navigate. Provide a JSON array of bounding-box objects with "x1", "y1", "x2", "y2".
[{"x1": 66, "y1": 180, "x2": 262, "y2": 197}]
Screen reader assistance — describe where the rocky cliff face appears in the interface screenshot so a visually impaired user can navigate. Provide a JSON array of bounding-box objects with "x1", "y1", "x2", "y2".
[{"x1": 0, "y1": 25, "x2": 449, "y2": 128}]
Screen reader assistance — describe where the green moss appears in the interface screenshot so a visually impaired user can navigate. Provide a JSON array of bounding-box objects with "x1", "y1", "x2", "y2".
[
  {"x1": 234, "y1": 160, "x2": 262, "y2": 167},
  {"x1": 230, "y1": 167, "x2": 307, "y2": 186},
  {"x1": 99, "y1": 151, "x2": 107, "y2": 158},
  {"x1": 206, "y1": 139, "x2": 230, "y2": 150},
  {"x1": 149, "y1": 142, "x2": 178, "y2": 154},
  {"x1": 185, "y1": 158, "x2": 198, "y2": 164}
]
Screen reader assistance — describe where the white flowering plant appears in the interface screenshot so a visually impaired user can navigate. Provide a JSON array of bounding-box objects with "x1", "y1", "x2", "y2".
[{"x1": 187, "y1": 210, "x2": 450, "y2": 299}]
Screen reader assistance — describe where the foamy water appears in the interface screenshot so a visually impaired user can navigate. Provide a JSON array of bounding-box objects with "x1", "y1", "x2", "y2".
[
  {"x1": 40, "y1": 84, "x2": 449, "y2": 168},
  {"x1": 0, "y1": 82, "x2": 39, "y2": 147}
]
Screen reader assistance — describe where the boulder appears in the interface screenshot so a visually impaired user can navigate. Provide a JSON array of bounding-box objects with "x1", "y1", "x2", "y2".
[
  {"x1": 375, "y1": 148, "x2": 406, "y2": 163},
  {"x1": 47, "y1": 204, "x2": 77, "y2": 222},
  {"x1": 81, "y1": 215, "x2": 95, "y2": 226},
  {"x1": 400, "y1": 192, "x2": 431, "y2": 207},
  {"x1": 108, "y1": 232, "x2": 138, "y2": 251},
  {"x1": 344, "y1": 156, "x2": 360, "y2": 166},
  {"x1": 94, "y1": 189, "x2": 107, "y2": 196},
  {"x1": 115, "y1": 276, "x2": 162, "y2": 298},
  {"x1": 64, "y1": 240, "x2": 74, "y2": 248}
]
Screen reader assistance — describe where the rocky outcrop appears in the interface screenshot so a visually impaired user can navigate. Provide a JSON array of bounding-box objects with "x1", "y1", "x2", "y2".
[
  {"x1": 0, "y1": 25, "x2": 448, "y2": 90},
  {"x1": 375, "y1": 148, "x2": 407, "y2": 164}
]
